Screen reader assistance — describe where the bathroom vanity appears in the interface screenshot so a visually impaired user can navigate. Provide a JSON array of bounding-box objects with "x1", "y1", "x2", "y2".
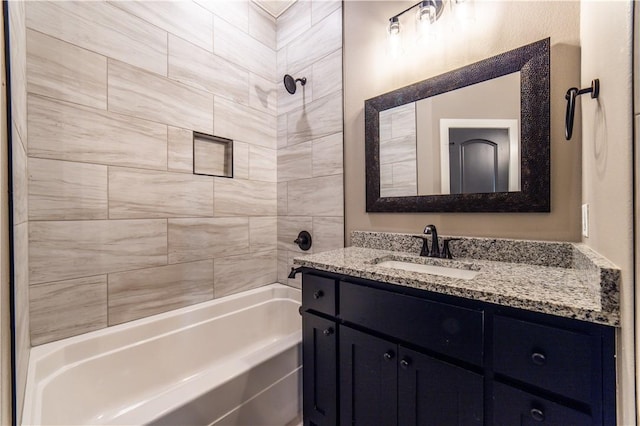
[{"x1": 296, "y1": 232, "x2": 619, "y2": 426}]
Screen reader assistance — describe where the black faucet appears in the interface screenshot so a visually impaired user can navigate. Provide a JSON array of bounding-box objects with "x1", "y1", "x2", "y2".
[{"x1": 423, "y1": 224, "x2": 439, "y2": 258}]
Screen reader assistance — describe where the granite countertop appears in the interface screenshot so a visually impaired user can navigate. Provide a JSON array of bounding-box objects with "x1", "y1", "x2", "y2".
[{"x1": 293, "y1": 232, "x2": 621, "y2": 327}]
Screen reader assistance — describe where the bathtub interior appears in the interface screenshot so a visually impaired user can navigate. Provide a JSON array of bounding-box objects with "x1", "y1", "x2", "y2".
[{"x1": 23, "y1": 284, "x2": 302, "y2": 426}]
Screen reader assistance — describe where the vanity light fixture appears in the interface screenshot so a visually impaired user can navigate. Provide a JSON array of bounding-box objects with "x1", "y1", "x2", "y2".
[{"x1": 387, "y1": 0, "x2": 469, "y2": 37}]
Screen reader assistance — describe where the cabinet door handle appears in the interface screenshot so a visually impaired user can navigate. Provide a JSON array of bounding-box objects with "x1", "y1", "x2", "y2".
[
  {"x1": 313, "y1": 290, "x2": 324, "y2": 299},
  {"x1": 383, "y1": 351, "x2": 395, "y2": 361},
  {"x1": 531, "y1": 352, "x2": 547, "y2": 366},
  {"x1": 323, "y1": 327, "x2": 334, "y2": 336},
  {"x1": 530, "y1": 408, "x2": 545, "y2": 422},
  {"x1": 400, "y1": 358, "x2": 411, "y2": 368}
]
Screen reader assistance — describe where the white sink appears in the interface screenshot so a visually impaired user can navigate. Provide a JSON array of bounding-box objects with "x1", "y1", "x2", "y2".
[{"x1": 376, "y1": 260, "x2": 479, "y2": 280}]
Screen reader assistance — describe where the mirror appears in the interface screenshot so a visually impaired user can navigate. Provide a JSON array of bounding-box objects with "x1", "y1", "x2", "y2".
[{"x1": 365, "y1": 38, "x2": 550, "y2": 212}]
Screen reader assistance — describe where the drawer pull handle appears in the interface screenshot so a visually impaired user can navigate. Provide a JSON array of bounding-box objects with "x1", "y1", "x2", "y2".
[
  {"x1": 400, "y1": 358, "x2": 411, "y2": 368},
  {"x1": 313, "y1": 290, "x2": 324, "y2": 299},
  {"x1": 383, "y1": 351, "x2": 395, "y2": 361},
  {"x1": 531, "y1": 352, "x2": 547, "y2": 366},
  {"x1": 323, "y1": 327, "x2": 334, "y2": 336},
  {"x1": 530, "y1": 408, "x2": 545, "y2": 422}
]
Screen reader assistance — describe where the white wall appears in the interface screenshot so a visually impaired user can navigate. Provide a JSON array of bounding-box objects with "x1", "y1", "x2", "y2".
[{"x1": 580, "y1": 1, "x2": 635, "y2": 423}]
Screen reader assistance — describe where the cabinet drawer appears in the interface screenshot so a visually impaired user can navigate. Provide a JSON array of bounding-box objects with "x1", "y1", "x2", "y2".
[
  {"x1": 339, "y1": 282, "x2": 483, "y2": 366},
  {"x1": 493, "y1": 315, "x2": 594, "y2": 403},
  {"x1": 493, "y1": 382, "x2": 592, "y2": 425},
  {"x1": 302, "y1": 274, "x2": 336, "y2": 316}
]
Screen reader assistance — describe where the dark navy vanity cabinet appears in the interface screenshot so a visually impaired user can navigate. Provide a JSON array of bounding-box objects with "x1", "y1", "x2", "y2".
[{"x1": 301, "y1": 271, "x2": 616, "y2": 426}]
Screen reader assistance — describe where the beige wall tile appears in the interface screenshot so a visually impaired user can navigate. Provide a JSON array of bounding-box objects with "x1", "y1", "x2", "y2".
[
  {"x1": 249, "y1": 216, "x2": 277, "y2": 253},
  {"x1": 249, "y1": 145, "x2": 277, "y2": 182},
  {"x1": 30, "y1": 276, "x2": 107, "y2": 346},
  {"x1": 214, "y1": 16, "x2": 275, "y2": 80},
  {"x1": 277, "y1": 114, "x2": 287, "y2": 149},
  {"x1": 26, "y1": 1, "x2": 167, "y2": 76},
  {"x1": 277, "y1": 249, "x2": 289, "y2": 284},
  {"x1": 168, "y1": 126, "x2": 193, "y2": 173},
  {"x1": 214, "y1": 178, "x2": 277, "y2": 216},
  {"x1": 249, "y1": 73, "x2": 277, "y2": 115},
  {"x1": 27, "y1": 29, "x2": 107, "y2": 110},
  {"x1": 276, "y1": 1, "x2": 311, "y2": 50},
  {"x1": 28, "y1": 95, "x2": 167, "y2": 170},
  {"x1": 168, "y1": 217, "x2": 249, "y2": 264},
  {"x1": 277, "y1": 47, "x2": 287, "y2": 85},
  {"x1": 312, "y1": 217, "x2": 344, "y2": 253},
  {"x1": 29, "y1": 158, "x2": 108, "y2": 220},
  {"x1": 214, "y1": 250, "x2": 277, "y2": 297},
  {"x1": 249, "y1": 3, "x2": 276, "y2": 50},
  {"x1": 380, "y1": 135, "x2": 417, "y2": 165},
  {"x1": 311, "y1": 0, "x2": 341, "y2": 25},
  {"x1": 108, "y1": 60, "x2": 214, "y2": 134},
  {"x1": 286, "y1": 8, "x2": 341, "y2": 73},
  {"x1": 10, "y1": 0, "x2": 27, "y2": 147},
  {"x1": 214, "y1": 97, "x2": 276, "y2": 149},
  {"x1": 286, "y1": 92, "x2": 342, "y2": 146},
  {"x1": 312, "y1": 133, "x2": 343, "y2": 177},
  {"x1": 168, "y1": 35, "x2": 249, "y2": 106},
  {"x1": 234, "y1": 141, "x2": 249, "y2": 179},
  {"x1": 277, "y1": 182, "x2": 288, "y2": 215},
  {"x1": 311, "y1": 49, "x2": 342, "y2": 100},
  {"x1": 278, "y1": 141, "x2": 312, "y2": 182},
  {"x1": 12, "y1": 131, "x2": 27, "y2": 225},
  {"x1": 287, "y1": 175, "x2": 344, "y2": 217},
  {"x1": 278, "y1": 216, "x2": 313, "y2": 254},
  {"x1": 195, "y1": 0, "x2": 249, "y2": 32},
  {"x1": 109, "y1": 167, "x2": 214, "y2": 219},
  {"x1": 29, "y1": 220, "x2": 167, "y2": 285},
  {"x1": 13, "y1": 221, "x2": 29, "y2": 422},
  {"x1": 108, "y1": 260, "x2": 214, "y2": 325},
  {"x1": 110, "y1": 1, "x2": 213, "y2": 52}
]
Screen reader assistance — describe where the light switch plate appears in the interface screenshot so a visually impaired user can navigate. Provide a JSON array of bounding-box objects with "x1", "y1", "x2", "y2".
[{"x1": 582, "y1": 203, "x2": 589, "y2": 238}]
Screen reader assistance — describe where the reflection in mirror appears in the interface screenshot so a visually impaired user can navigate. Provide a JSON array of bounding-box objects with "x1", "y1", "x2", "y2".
[
  {"x1": 378, "y1": 72, "x2": 521, "y2": 197},
  {"x1": 379, "y1": 103, "x2": 417, "y2": 197},
  {"x1": 365, "y1": 38, "x2": 550, "y2": 212}
]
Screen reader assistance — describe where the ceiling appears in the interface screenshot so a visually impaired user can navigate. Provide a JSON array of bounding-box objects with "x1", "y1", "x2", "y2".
[{"x1": 252, "y1": 0, "x2": 297, "y2": 18}]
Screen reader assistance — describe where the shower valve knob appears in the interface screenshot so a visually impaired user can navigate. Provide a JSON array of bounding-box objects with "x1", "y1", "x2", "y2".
[{"x1": 293, "y1": 231, "x2": 312, "y2": 251}]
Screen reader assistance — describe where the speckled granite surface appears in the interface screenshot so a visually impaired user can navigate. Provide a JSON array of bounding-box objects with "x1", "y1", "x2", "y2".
[{"x1": 294, "y1": 231, "x2": 620, "y2": 326}]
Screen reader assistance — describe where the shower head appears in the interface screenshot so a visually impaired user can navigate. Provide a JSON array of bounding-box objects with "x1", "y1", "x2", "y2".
[{"x1": 283, "y1": 74, "x2": 307, "y2": 94}]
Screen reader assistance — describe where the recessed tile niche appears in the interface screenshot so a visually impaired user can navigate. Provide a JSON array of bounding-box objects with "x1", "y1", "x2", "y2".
[{"x1": 193, "y1": 132, "x2": 233, "y2": 178}]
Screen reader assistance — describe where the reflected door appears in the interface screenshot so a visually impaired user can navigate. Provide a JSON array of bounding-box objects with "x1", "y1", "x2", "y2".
[{"x1": 449, "y1": 128, "x2": 510, "y2": 194}]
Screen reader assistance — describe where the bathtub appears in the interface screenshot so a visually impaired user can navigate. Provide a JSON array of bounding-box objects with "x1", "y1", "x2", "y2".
[{"x1": 22, "y1": 284, "x2": 302, "y2": 426}]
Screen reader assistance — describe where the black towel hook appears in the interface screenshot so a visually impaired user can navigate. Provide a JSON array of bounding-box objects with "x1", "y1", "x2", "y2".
[{"x1": 565, "y1": 79, "x2": 600, "y2": 140}]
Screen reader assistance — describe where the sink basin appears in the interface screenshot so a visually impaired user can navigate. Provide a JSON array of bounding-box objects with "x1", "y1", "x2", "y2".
[{"x1": 376, "y1": 260, "x2": 479, "y2": 280}]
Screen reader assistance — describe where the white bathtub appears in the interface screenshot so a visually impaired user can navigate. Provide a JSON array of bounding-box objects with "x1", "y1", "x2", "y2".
[{"x1": 22, "y1": 284, "x2": 302, "y2": 426}]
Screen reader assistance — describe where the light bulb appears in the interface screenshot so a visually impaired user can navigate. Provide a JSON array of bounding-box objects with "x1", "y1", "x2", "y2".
[
  {"x1": 388, "y1": 16, "x2": 400, "y2": 35},
  {"x1": 417, "y1": 1, "x2": 436, "y2": 24}
]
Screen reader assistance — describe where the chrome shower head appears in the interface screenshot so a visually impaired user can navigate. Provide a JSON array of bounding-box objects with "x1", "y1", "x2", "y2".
[{"x1": 283, "y1": 74, "x2": 307, "y2": 94}]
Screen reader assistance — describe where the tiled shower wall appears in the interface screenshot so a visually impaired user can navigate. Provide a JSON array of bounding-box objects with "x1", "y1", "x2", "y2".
[
  {"x1": 24, "y1": 1, "x2": 283, "y2": 346},
  {"x1": 8, "y1": 1, "x2": 30, "y2": 420},
  {"x1": 276, "y1": 1, "x2": 344, "y2": 287}
]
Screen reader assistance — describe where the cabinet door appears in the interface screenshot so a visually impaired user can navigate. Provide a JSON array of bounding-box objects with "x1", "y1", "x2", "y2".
[
  {"x1": 303, "y1": 313, "x2": 337, "y2": 426},
  {"x1": 398, "y1": 347, "x2": 483, "y2": 425},
  {"x1": 340, "y1": 326, "x2": 398, "y2": 426}
]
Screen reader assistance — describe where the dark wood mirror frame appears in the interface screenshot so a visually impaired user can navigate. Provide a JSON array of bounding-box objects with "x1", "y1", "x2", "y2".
[{"x1": 365, "y1": 38, "x2": 550, "y2": 213}]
